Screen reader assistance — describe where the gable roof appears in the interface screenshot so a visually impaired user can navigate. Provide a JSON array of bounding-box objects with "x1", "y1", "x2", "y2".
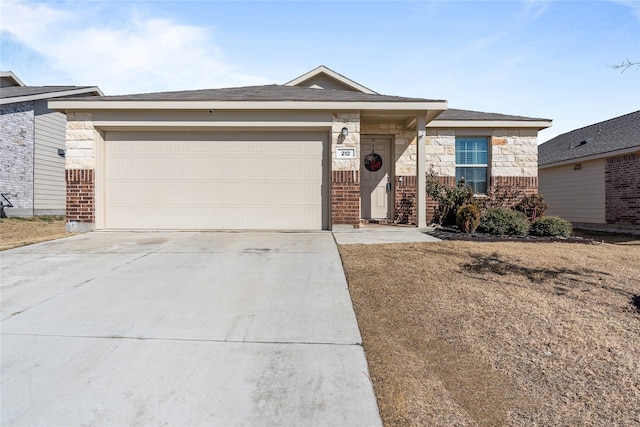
[
  {"x1": 284, "y1": 65, "x2": 378, "y2": 94},
  {"x1": 1, "y1": 71, "x2": 25, "y2": 87},
  {"x1": 428, "y1": 108, "x2": 552, "y2": 129},
  {"x1": 538, "y1": 110, "x2": 640, "y2": 166},
  {"x1": 62, "y1": 84, "x2": 439, "y2": 103},
  {"x1": 49, "y1": 85, "x2": 447, "y2": 123}
]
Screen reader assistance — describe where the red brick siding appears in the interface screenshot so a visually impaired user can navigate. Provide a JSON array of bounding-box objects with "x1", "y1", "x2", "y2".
[
  {"x1": 490, "y1": 176, "x2": 538, "y2": 195},
  {"x1": 425, "y1": 175, "x2": 538, "y2": 223},
  {"x1": 605, "y1": 153, "x2": 640, "y2": 227},
  {"x1": 66, "y1": 169, "x2": 94, "y2": 223},
  {"x1": 331, "y1": 170, "x2": 360, "y2": 226},
  {"x1": 394, "y1": 176, "x2": 417, "y2": 224}
]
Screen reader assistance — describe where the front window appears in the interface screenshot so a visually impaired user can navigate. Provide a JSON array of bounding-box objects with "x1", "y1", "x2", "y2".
[{"x1": 455, "y1": 137, "x2": 488, "y2": 194}]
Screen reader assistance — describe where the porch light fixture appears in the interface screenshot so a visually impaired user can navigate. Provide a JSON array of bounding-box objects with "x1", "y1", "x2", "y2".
[{"x1": 341, "y1": 127, "x2": 349, "y2": 137}]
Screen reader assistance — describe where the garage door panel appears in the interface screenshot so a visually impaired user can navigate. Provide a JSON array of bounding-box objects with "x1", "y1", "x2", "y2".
[{"x1": 104, "y1": 133, "x2": 325, "y2": 230}]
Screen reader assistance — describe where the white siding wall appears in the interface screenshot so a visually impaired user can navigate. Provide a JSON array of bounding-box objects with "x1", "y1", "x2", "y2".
[
  {"x1": 34, "y1": 100, "x2": 66, "y2": 214},
  {"x1": 539, "y1": 159, "x2": 606, "y2": 224}
]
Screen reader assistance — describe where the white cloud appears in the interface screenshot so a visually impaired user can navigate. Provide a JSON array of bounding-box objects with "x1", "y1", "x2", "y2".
[
  {"x1": 0, "y1": 1, "x2": 270, "y2": 94},
  {"x1": 610, "y1": 0, "x2": 640, "y2": 21},
  {"x1": 518, "y1": 0, "x2": 551, "y2": 24}
]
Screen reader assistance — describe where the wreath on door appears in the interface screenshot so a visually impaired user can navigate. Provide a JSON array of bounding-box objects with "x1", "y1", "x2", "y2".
[{"x1": 364, "y1": 152, "x2": 383, "y2": 172}]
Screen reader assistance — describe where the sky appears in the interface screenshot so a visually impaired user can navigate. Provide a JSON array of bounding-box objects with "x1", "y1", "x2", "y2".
[{"x1": 1, "y1": 0, "x2": 639, "y2": 142}]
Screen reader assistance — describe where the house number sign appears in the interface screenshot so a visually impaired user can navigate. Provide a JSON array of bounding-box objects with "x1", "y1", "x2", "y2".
[{"x1": 336, "y1": 148, "x2": 356, "y2": 159}]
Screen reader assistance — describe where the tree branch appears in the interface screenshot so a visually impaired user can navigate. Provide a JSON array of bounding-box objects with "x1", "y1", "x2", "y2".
[{"x1": 610, "y1": 59, "x2": 639, "y2": 73}]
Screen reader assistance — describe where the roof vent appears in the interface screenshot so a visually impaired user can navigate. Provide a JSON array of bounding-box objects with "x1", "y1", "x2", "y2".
[{"x1": 579, "y1": 138, "x2": 592, "y2": 146}]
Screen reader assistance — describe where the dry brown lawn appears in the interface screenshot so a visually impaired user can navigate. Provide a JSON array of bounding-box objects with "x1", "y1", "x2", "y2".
[
  {"x1": 339, "y1": 237, "x2": 640, "y2": 426},
  {"x1": 0, "y1": 216, "x2": 70, "y2": 251}
]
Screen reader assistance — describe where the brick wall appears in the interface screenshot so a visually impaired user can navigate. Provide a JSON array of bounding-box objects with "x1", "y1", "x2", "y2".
[
  {"x1": 0, "y1": 101, "x2": 34, "y2": 215},
  {"x1": 331, "y1": 170, "x2": 360, "y2": 226},
  {"x1": 66, "y1": 169, "x2": 94, "y2": 223},
  {"x1": 605, "y1": 153, "x2": 640, "y2": 227},
  {"x1": 394, "y1": 176, "x2": 416, "y2": 224},
  {"x1": 490, "y1": 176, "x2": 538, "y2": 195}
]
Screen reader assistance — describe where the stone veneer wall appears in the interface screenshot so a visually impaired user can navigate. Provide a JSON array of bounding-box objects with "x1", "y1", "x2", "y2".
[
  {"x1": 1, "y1": 101, "x2": 34, "y2": 215},
  {"x1": 331, "y1": 113, "x2": 361, "y2": 227},
  {"x1": 65, "y1": 112, "x2": 98, "y2": 230},
  {"x1": 605, "y1": 153, "x2": 640, "y2": 228},
  {"x1": 426, "y1": 128, "x2": 538, "y2": 195},
  {"x1": 425, "y1": 128, "x2": 538, "y2": 179}
]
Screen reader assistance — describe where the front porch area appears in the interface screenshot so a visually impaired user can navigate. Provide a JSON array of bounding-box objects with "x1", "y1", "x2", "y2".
[{"x1": 330, "y1": 112, "x2": 437, "y2": 230}]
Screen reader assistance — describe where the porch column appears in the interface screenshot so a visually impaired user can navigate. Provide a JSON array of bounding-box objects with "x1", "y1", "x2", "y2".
[{"x1": 416, "y1": 114, "x2": 427, "y2": 228}]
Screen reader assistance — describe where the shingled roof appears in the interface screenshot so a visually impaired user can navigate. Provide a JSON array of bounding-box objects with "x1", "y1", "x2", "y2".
[
  {"x1": 0, "y1": 86, "x2": 98, "y2": 98},
  {"x1": 65, "y1": 84, "x2": 444, "y2": 103},
  {"x1": 0, "y1": 85, "x2": 103, "y2": 105},
  {"x1": 434, "y1": 108, "x2": 549, "y2": 121},
  {"x1": 538, "y1": 110, "x2": 640, "y2": 166}
]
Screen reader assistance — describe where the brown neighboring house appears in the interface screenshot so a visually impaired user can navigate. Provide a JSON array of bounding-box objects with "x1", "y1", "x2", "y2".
[
  {"x1": 48, "y1": 65, "x2": 551, "y2": 231},
  {"x1": 539, "y1": 110, "x2": 640, "y2": 233}
]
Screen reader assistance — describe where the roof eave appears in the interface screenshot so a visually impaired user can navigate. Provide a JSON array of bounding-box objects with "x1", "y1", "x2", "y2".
[
  {"x1": 48, "y1": 99, "x2": 448, "y2": 112},
  {"x1": 428, "y1": 119, "x2": 553, "y2": 130},
  {"x1": 539, "y1": 146, "x2": 640, "y2": 168},
  {"x1": 0, "y1": 87, "x2": 103, "y2": 105}
]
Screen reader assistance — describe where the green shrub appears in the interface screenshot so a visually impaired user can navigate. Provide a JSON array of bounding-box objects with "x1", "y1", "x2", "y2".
[
  {"x1": 456, "y1": 204, "x2": 481, "y2": 234},
  {"x1": 530, "y1": 216, "x2": 572, "y2": 237},
  {"x1": 426, "y1": 169, "x2": 475, "y2": 226},
  {"x1": 482, "y1": 183, "x2": 526, "y2": 210},
  {"x1": 514, "y1": 194, "x2": 548, "y2": 221},
  {"x1": 478, "y1": 208, "x2": 530, "y2": 236}
]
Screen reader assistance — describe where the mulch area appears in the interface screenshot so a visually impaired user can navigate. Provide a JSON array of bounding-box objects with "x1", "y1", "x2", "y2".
[{"x1": 428, "y1": 226, "x2": 601, "y2": 244}]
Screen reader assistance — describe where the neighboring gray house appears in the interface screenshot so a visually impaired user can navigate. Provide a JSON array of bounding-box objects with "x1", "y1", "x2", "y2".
[
  {"x1": 0, "y1": 71, "x2": 102, "y2": 216},
  {"x1": 48, "y1": 65, "x2": 551, "y2": 231},
  {"x1": 539, "y1": 111, "x2": 640, "y2": 233}
]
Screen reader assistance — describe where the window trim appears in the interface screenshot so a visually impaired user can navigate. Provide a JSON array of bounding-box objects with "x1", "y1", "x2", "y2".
[{"x1": 455, "y1": 136, "x2": 490, "y2": 195}]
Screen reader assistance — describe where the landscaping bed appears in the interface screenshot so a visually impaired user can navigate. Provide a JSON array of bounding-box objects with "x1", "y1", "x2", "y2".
[
  {"x1": 428, "y1": 226, "x2": 600, "y2": 244},
  {"x1": 339, "y1": 239, "x2": 640, "y2": 426}
]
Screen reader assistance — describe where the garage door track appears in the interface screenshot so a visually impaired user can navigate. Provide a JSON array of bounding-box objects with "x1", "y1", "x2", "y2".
[{"x1": 1, "y1": 232, "x2": 381, "y2": 426}]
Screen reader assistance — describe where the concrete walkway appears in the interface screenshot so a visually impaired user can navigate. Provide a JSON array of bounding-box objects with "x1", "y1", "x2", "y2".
[
  {"x1": 1, "y1": 232, "x2": 382, "y2": 426},
  {"x1": 333, "y1": 225, "x2": 441, "y2": 245}
]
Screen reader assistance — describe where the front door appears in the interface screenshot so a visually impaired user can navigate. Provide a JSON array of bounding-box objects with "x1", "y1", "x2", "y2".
[{"x1": 360, "y1": 136, "x2": 392, "y2": 219}]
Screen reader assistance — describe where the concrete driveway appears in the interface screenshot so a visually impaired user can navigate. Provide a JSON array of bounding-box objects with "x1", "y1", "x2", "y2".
[{"x1": 1, "y1": 232, "x2": 381, "y2": 426}]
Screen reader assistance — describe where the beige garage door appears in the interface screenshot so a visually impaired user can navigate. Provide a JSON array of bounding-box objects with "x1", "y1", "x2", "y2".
[{"x1": 104, "y1": 131, "x2": 326, "y2": 230}]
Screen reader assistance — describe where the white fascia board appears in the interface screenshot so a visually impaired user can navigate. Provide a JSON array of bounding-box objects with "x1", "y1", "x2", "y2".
[
  {"x1": 1, "y1": 87, "x2": 103, "y2": 105},
  {"x1": 428, "y1": 120, "x2": 552, "y2": 129},
  {"x1": 92, "y1": 120, "x2": 334, "y2": 130},
  {"x1": 539, "y1": 146, "x2": 640, "y2": 169},
  {"x1": 48, "y1": 99, "x2": 449, "y2": 112}
]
